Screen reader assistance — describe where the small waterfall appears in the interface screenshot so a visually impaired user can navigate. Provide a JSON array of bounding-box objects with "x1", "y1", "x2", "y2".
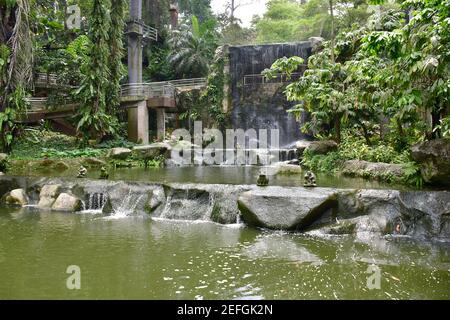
[
  {"x1": 109, "y1": 189, "x2": 144, "y2": 218},
  {"x1": 83, "y1": 192, "x2": 107, "y2": 212},
  {"x1": 158, "y1": 189, "x2": 213, "y2": 222}
]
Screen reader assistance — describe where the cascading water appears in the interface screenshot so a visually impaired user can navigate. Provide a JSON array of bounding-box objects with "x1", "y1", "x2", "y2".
[
  {"x1": 109, "y1": 189, "x2": 144, "y2": 218},
  {"x1": 228, "y1": 42, "x2": 313, "y2": 147},
  {"x1": 87, "y1": 193, "x2": 107, "y2": 210},
  {"x1": 81, "y1": 192, "x2": 107, "y2": 212}
]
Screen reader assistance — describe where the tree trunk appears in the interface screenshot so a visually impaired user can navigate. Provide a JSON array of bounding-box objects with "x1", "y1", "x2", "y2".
[
  {"x1": 360, "y1": 122, "x2": 371, "y2": 145},
  {"x1": 334, "y1": 114, "x2": 341, "y2": 144},
  {"x1": 431, "y1": 108, "x2": 441, "y2": 139},
  {"x1": 329, "y1": 0, "x2": 335, "y2": 63}
]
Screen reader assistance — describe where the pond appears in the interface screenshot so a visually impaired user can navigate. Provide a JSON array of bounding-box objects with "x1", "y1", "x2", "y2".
[
  {"x1": 9, "y1": 165, "x2": 413, "y2": 190},
  {"x1": 0, "y1": 206, "x2": 448, "y2": 299}
]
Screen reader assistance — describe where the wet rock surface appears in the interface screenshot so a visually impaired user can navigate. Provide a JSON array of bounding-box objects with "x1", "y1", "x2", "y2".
[
  {"x1": 411, "y1": 138, "x2": 450, "y2": 186},
  {"x1": 306, "y1": 140, "x2": 338, "y2": 155},
  {"x1": 107, "y1": 148, "x2": 132, "y2": 160},
  {"x1": 52, "y1": 193, "x2": 81, "y2": 212},
  {"x1": 342, "y1": 160, "x2": 405, "y2": 178},
  {"x1": 0, "y1": 175, "x2": 448, "y2": 240},
  {"x1": 132, "y1": 143, "x2": 171, "y2": 160},
  {"x1": 3, "y1": 188, "x2": 29, "y2": 206},
  {"x1": 238, "y1": 187, "x2": 338, "y2": 230}
]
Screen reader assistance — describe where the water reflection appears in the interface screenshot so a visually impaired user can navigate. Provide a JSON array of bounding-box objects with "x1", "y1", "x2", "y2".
[{"x1": 0, "y1": 207, "x2": 448, "y2": 299}]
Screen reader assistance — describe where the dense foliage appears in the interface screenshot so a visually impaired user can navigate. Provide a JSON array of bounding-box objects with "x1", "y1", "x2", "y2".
[
  {"x1": 74, "y1": 0, "x2": 121, "y2": 141},
  {"x1": 263, "y1": 0, "x2": 449, "y2": 185},
  {"x1": 168, "y1": 16, "x2": 218, "y2": 78}
]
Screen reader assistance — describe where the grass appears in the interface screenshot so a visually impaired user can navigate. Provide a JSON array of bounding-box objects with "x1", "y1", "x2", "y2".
[{"x1": 9, "y1": 128, "x2": 135, "y2": 160}]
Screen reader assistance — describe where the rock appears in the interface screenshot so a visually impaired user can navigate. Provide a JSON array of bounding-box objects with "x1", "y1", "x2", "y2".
[
  {"x1": 54, "y1": 161, "x2": 69, "y2": 172},
  {"x1": 40, "y1": 184, "x2": 61, "y2": 197},
  {"x1": 158, "y1": 187, "x2": 211, "y2": 220},
  {"x1": 37, "y1": 159, "x2": 56, "y2": 168},
  {"x1": 38, "y1": 184, "x2": 61, "y2": 208},
  {"x1": 145, "y1": 188, "x2": 165, "y2": 214},
  {"x1": 398, "y1": 191, "x2": 450, "y2": 238},
  {"x1": 306, "y1": 140, "x2": 338, "y2": 155},
  {"x1": 132, "y1": 142, "x2": 172, "y2": 160},
  {"x1": 107, "y1": 147, "x2": 132, "y2": 160},
  {"x1": 309, "y1": 36, "x2": 325, "y2": 52},
  {"x1": 274, "y1": 162, "x2": 302, "y2": 175},
  {"x1": 0, "y1": 172, "x2": 4, "y2": 176},
  {"x1": 38, "y1": 197, "x2": 57, "y2": 209},
  {"x1": 5, "y1": 189, "x2": 29, "y2": 206},
  {"x1": 101, "y1": 181, "x2": 155, "y2": 215},
  {"x1": 295, "y1": 140, "x2": 313, "y2": 156},
  {"x1": 411, "y1": 139, "x2": 450, "y2": 185},
  {"x1": 238, "y1": 187, "x2": 338, "y2": 230},
  {"x1": 342, "y1": 160, "x2": 404, "y2": 179},
  {"x1": 51, "y1": 193, "x2": 82, "y2": 212},
  {"x1": 81, "y1": 157, "x2": 107, "y2": 167}
]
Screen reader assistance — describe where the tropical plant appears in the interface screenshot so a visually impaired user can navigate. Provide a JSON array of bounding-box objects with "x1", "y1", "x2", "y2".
[
  {"x1": 167, "y1": 15, "x2": 218, "y2": 78},
  {"x1": 0, "y1": 0, "x2": 33, "y2": 151},
  {"x1": 75, "y1": 0, "x2": 119, "y2": 141},
  {"x1": 106, "y1": 0, "x2": 126, "y2": 113}
]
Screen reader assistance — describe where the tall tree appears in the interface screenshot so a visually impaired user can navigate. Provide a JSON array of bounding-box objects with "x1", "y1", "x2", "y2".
[
  {"x1": 0, "y1": 0, "x2": 33, "y2": 150},
  {"x1": 178, "y1": 0, "x2": 213, "y2": 22},
  {"x1": 106, "y1": 0, "x2": 126, "y2": 113},
  {"x1": 75, "y1": 0, "x2": 117, "y2": 140}
]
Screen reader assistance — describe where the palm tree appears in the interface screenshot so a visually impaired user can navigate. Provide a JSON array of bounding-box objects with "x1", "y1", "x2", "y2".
[{"x1": 167, "y1": 15, "x2": 217, "y2": 79}]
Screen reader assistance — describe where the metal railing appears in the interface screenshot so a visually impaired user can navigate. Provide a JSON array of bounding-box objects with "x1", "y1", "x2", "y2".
[
  {"x1": 243, "y1": 68, "x2": 307, "y2": 87},
  {"x1": 170, "y1": 78, "x2": 207, "y2": 90},
  {"x1": 34, "y1": 73, "x2": 58, "y2": 86},
  {"x1": 142, "y1": 23, "x2": 158, "y2": 41},
  {"x1": 120, "y1": 82, "x2": 175, "y2": 98},
  {"x1": 120, "y1": 78, "x2": 207, "y2": 98},
  {"x1": 25, "y1": 97, "x2": 48, "y2": 108},
  {"x1": 127, "y1": 19, "x2": 158, "y2": 41}
]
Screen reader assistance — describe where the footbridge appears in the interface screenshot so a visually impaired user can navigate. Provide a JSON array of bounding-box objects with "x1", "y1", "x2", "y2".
[{"x1": 21, "y1": 76, "x2": 206, "y2": 138}]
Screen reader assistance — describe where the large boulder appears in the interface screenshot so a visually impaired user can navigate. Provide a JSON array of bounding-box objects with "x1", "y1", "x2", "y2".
[
  {"x1": 295, "y1": 140, "x2": 313, "y2": 157},
  {"x1": 274, "y1": 162, "x2": 302, "y2": 175},
  {"x1": 306, "y1": 140, "x2": 338, "y2": 155},
  {"x1": 4, "y1": 188, "x2": 29, "y2": 206},
  {"x1": 81, "y1": 157, "x2": 107, "y2": 167},
  {"x1": 411, "y1": 139, "x2": 450, "y2": 185},
  {"x1": 51, "y1": 193, "x2": 82, "y2": 212},
  {"x1": 132, "y1": 142, "x2": 172, "y2": 160},
  {"x1": 238, "y1": 187, "x2": 338, "y2": 230},
  {"x1": 38, "y1": 184, "x2": 62, "y2": 209},
  {"x1": 311, "y1": 189, "x2": 450, "y2": 240},
  {"x1": 342, "y1": 160, "x2": 405, "y2": 179},
  {"x1": 107, "y1": 147, "x2": 132, "y2": 160}
]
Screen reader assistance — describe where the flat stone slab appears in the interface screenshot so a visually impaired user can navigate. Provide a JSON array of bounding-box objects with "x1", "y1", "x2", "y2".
[{"x1": 238, "y1": 186, "x2": 338, "y2": 230}]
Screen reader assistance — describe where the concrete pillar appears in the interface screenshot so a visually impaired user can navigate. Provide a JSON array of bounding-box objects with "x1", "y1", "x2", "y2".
[
  {"x1": 169, "y1": 4, "x2": 179, "y2": 30},
  {"x1": 127, "y1": 0, "x2": 148, "y2": 144},
  {"x1": 128, "y1": 101, "x2": 149, "y2": 144},
  {"x1": 128, "y1": 0, "x2": 143, "y2": 84},
  {"x1": 156, "y1": 108, "x2": 166, "y2": 140},
  {"x1": 128, "y1": 34, "x2": 142, "y2": 84}
]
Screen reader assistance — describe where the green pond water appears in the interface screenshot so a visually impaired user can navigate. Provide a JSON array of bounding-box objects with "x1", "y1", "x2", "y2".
[
  {"x1": 0, "y1": 206, "x2": 448, "y2": 300},
  {"x1": 10, "y1": 165, "x2": 413, "y2": 190}
]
